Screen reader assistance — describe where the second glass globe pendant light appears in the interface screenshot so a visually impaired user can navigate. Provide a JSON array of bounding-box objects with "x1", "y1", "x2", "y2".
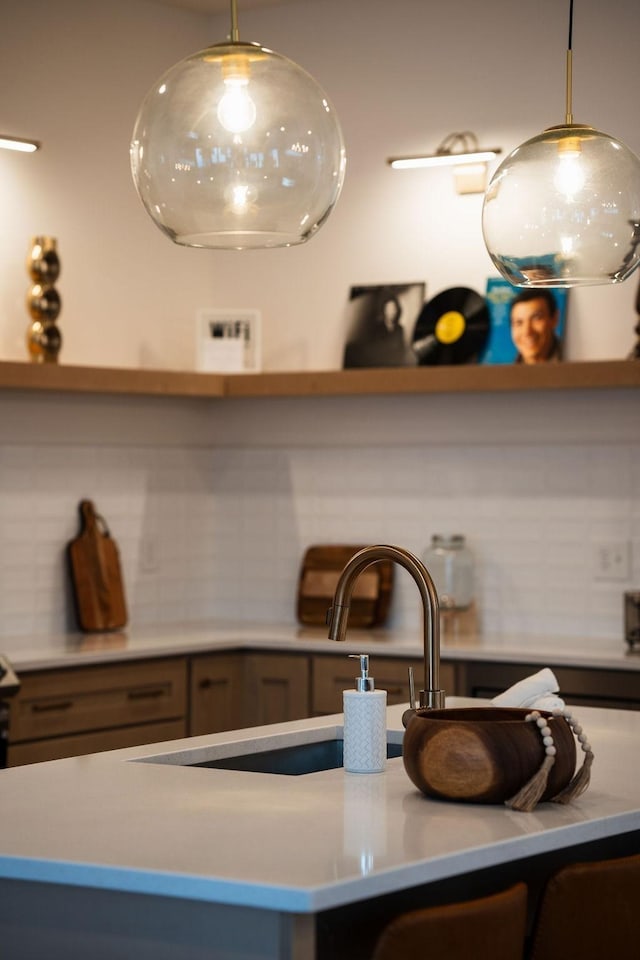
[
  {"x1": 482, "y1": 0, "x2": 640, "y2": 287},
  {"x1": 130, "y1": 0, "x2": 346, "y2": 250}
]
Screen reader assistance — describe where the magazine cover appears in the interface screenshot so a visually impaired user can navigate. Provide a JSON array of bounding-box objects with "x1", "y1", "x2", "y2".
[{"x1": 479, "y1": 278, "x2": 569, "y2": 365}]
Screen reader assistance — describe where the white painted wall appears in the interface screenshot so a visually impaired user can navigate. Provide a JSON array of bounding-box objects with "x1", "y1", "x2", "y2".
[
  {"x1": 0, "y1": 0, "x2": 638, "y2": 648},
  {"x1": 1, "y1": 0, "x2": 639, "y2": 370},
  {"x1": 204, "y1": 0, "x2": 640, "y2": 367},
  {"x1": 0, "y1": 0, "x2": 215, "y2": 370}
]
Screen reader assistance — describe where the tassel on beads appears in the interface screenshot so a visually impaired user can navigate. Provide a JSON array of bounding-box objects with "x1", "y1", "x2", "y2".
[
  {"x1": 505, "y1": 753, "x2": 556, "y2": 813},
  {"x1": 550, "y1": 709, "x2": 595, "y2": 804},
  {"x1": 551, "y1": 749, "x2": 593, "y2": 804},
  {"x1": 505, "y1": 706, "x2": 595, "y2": 812},
  {"x1": 505, "y1": 710, "x2": 558, "y2": 813}
]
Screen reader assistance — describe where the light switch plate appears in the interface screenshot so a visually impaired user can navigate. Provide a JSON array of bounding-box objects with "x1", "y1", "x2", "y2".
[{"x1": 591, "y1": 540, "x2": 631, "y2": 581}]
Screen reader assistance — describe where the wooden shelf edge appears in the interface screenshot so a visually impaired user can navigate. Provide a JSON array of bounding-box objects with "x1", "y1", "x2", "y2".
[
  {"x1": 0, "y1": 358, "x2": 637, "y2": 400},
  {"x1": 222, "y1": 360, "x2": 640, "y2": 398},
  {"x1": 0, "y1": 360, "x2": 226, "y2": 398}
]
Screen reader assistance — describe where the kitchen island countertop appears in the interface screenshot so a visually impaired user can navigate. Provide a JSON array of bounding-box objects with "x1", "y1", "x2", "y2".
[{"x1": 0, "y1": 698, "x2": 638, "y2": 960}]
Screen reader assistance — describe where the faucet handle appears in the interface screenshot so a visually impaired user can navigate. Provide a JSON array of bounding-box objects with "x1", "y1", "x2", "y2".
[{"x1": 401, "y1": 665, "x2": 418, "y2": 728}]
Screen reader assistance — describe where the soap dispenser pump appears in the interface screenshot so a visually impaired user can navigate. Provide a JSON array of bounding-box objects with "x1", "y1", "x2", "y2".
[{"x1": 343, "y1": 654, "x2": 387, "y2": 774}]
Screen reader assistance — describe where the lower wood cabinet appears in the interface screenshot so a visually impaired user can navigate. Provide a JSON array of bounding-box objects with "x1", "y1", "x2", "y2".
[
  {"x1": 312, "y1": 655, "x2": 457, "y2": 716},
  {"x1": 189, "y1": 652, "x2": 310, "y2": 735},
  {"x1": 8, "y1": 657, "x2": 188, "y2": 767},
  {"x1": 243, "y1": 653, "x2": 310, "y2": 727},
  {"x1": 189, "y1": 653, "x2": 245, "y2": 736},
  {"x1": 8, "y1": 645, "x2": 638, "y2": 766},
  {"x1": 458, "y1": 659, "x2": 640, "y2": 711},
  {"x1": 8, "y1": 720, "x2": 186, "y2": 766}
]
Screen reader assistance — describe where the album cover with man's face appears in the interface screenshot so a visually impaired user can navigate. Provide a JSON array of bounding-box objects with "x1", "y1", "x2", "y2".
[{"x1": 480, "y1": 278, "x2": 569, "y2": 366}]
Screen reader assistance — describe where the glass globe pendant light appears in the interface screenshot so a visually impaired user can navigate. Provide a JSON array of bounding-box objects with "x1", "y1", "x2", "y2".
[
  {"x1": 130, "y1": 0, "x2": 346, "y2": 250},
  {"x1": 482, "y1": 0, "x2": 640, "y2": 287}
]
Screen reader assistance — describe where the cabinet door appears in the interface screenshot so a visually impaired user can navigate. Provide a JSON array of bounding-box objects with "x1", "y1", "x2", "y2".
[
  {"x1": 243, "y1": 654, "x2": 310, "y2": 727},
  {"x1": 190, "y1": 654, "x2": 245, "y2": 736},
  {"x1": 312, "y1": 655, "x2": 457, "y2": 715}
]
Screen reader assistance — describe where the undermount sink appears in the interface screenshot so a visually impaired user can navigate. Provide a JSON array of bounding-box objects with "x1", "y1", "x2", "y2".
[
  {"x1": 191, "y1": 739, "x2": 402, "y2": 776},
  {"x1": 135, "y1": 732, "x2": 403, "y2": 776}
]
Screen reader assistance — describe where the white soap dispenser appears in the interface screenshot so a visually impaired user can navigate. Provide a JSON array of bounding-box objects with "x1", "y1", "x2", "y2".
[{"x1": 343, "y1": 654, "x2": 387, "y2": 774}]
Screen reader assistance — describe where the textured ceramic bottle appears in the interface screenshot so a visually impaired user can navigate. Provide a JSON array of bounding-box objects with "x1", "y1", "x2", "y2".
[{"x1": 343, "y1": 654, "x2": 387, "y2": 774}]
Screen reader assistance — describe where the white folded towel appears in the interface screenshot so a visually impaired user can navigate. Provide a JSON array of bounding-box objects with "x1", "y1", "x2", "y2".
[{"x1": 491, "y1": 667, "x2": 565, "y2": 712}]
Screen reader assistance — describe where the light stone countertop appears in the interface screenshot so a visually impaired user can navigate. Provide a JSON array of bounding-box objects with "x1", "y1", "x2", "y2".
[
  {"x1": 2, "y1": 619, "x2": 638, "y2": 674},
  {"x1": 0, "y1": 700, "x2": 638, "y2": 913}
]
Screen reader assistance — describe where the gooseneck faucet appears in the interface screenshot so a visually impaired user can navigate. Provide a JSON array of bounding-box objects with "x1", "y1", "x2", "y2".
[{"x1": 327, "y1": 544, "x2": 446, "y2": 710}]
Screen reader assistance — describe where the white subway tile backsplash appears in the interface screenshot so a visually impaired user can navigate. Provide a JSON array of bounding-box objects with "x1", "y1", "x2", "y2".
[
  {"x1": 0, "y1": 431, "x2": 637, "y2": 643},
  {"x1": 588, "y1": 519, "x2": 635, "y2": 541}
]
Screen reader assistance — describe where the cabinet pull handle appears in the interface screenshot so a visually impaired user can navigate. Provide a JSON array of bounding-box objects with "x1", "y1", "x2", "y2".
[
  {"x1": 198, "y1": 678, "x2": 214, "y2": 690},
  {"x1": 32, "y1": 700, "x2": 73, "y2": 713},
  {"x1": 127, "y1": 688, "x2": 165, "y2": 701}
]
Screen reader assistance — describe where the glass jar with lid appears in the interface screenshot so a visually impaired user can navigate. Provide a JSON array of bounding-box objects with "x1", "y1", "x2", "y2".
[{"x1": 422, "y1": 534, "x2": 474, "y2": 610}]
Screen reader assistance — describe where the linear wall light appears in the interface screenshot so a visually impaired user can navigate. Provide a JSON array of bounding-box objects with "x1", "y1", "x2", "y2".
[
  {"x1": 0, "y1": 135, "x2": 40, "y2": 154},
  {"x1": 387, "y1": 132, "x2": 501, "y2": 193}
]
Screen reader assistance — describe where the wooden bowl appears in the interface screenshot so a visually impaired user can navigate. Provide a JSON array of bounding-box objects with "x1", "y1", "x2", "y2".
[{"x1": 403, "y1": 707, "x2": 576, "y2": 804}]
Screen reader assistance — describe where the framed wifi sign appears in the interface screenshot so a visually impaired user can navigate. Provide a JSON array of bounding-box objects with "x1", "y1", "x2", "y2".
[{"x1": 196, "y1": 308, "x2": 262, "y2": 373}]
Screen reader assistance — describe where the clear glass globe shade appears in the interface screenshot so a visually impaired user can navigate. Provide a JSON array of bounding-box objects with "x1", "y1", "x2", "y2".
[
  {"x1": 482, "y1": 125, "x2": 640, "y2": 287},
  {"x1": 130, "y1": 42, "x2": 347, "y2": 250}
]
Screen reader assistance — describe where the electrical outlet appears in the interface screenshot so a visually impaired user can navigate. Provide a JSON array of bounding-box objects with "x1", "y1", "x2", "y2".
[{"x1": 591, "y1": 540, "x2": 630, "y2": 582}]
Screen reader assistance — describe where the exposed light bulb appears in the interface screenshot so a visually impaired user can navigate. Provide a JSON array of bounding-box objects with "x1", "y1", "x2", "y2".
[
  {"x1": 225, "y1": 182, "x2": 257, "y2": 214},
  {"x1": 560, "y1": 235, "x2": 575, "y2": 256},
  {"x1": 554, "y1": 139, "x2": 585, "y2": 198},
  {"x1": 217, "y1": 77, "x2": 256, "y2": 134}
]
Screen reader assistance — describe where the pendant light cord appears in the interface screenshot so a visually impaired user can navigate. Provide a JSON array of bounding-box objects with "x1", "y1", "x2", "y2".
[
  {"x1": 565, "y1": 0, "x2": 574, "y2": 124},
  {"x1": 230, "y1": 0, "x2": 239, "y2": 43}
]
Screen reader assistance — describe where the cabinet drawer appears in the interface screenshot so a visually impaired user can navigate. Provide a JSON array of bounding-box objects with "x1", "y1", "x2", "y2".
[
  {"x1": 8, "y1": 718, "x2": 187, "y2": 766},
  {"x1": 313, "y1": 654, "x2": 456, "y2": 715},
  {"x1": 9, "y1": 657, "x2": 187, "y2": 742}
]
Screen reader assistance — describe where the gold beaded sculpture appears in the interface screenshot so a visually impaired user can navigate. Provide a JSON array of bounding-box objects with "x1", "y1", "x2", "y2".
[{"x1": 26, "y1": 236, "x2": 62, "y2": 363}]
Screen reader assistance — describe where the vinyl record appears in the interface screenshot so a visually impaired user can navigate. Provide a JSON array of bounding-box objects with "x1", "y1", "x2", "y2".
[{"x1": 412, "y1": 287, "x2": 490, "y2": 365}]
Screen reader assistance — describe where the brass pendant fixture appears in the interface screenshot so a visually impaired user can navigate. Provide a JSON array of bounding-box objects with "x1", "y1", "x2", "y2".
[
  {"x1": 482, "y1": 0, "x2": 640, "y2": 287},
  {"x1": 130, "y1": 0, "x2": 346, "y2": 250}
]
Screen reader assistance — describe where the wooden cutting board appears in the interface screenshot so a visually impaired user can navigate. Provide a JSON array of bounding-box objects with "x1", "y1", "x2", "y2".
[
  {"x1": 67, "y1": 500, "x2": 128, "y2": 632},
  {"x1": 296, "y1": 545, "x2": 394, "y2": 628}
]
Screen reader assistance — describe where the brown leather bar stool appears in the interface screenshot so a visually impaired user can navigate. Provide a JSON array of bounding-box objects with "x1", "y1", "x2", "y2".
[
  {"x1": 372, "y1": 882, "x2": 528, "y2": 960},
  {"x1": 529, "y1": 852, "x2": 640, "y2": 960}
]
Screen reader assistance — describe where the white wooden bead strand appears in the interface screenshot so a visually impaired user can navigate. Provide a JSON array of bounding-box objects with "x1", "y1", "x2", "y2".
[{"x1": 506, "y1": 707, "x2": 594, "y2": 812}]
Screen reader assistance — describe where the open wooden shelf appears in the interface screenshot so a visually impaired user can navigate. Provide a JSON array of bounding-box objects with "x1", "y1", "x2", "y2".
[
  {"x1": 222, "y1": 360, "x2": 640, "y2": 398},
  {"x1": 0, "y1": 360, "x2": 226, "y2": 398},
  {"x1": 0, "y1": 358, "x2": 637, "y2": 400}
]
